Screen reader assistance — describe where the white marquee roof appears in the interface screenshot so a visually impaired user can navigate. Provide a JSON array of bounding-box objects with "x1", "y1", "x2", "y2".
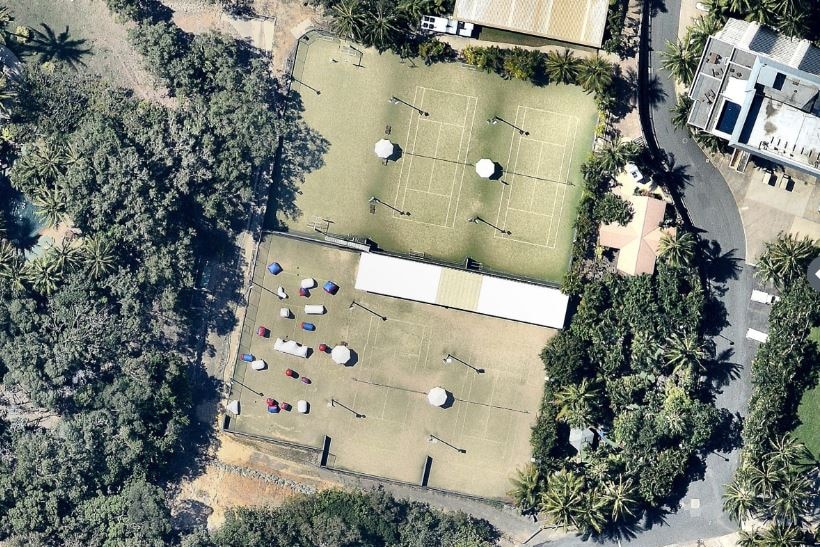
[{"x1": 354, "y1": 253, "x2": 568, "y2": 328}]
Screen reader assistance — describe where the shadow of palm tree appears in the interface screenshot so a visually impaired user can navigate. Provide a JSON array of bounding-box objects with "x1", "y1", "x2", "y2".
[
  {"x1": 27, "y1": 24, "x2": 91, "y2": 69},
  {"x1": 699, "y1": 239, "x2": 742, "y2": 283}
]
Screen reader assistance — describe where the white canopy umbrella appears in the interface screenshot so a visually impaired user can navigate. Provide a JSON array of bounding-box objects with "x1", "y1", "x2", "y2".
[
  {"x1": 427, "y1": 387, "x2": 447, "y2": 407},
  {"x1": 374, "y1": 139, "x2": 394, "y2": 159},
  {"x1": 475, "y1": 158, "x2": 495, "y2": 178},
  {"x1": 331, "y1": 345, "x2": 351, "y2": 365}
]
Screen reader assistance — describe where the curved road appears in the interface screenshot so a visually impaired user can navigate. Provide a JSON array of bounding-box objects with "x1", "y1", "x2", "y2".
[{"x1": 543, "y1": 1, "x2": 754, "y2": 545}]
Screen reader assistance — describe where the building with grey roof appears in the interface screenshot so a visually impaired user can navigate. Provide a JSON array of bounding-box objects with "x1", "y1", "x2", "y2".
[{"x1": 688, "y1": 19, "x2": 820, "y2": 179}]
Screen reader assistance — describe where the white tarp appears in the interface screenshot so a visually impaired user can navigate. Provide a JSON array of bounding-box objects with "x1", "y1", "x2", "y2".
[
  {"x1": 477, "y1": 275, "x2": 569, "y2": 328},
  {"x1": 354, "y1": 253, "x2": 568, "y2": 328},
  {"x1": 355, "y1": 253, "x2": 441, "y2": 303}
]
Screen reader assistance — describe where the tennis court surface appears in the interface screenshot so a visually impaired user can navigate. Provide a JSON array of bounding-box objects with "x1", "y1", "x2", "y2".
[
  {"x1": 225, "y1": 234, "x2": 552, "y2": 498},
  {"x1": 273, "y1": 33, "x2": 597, "y2": 283}
]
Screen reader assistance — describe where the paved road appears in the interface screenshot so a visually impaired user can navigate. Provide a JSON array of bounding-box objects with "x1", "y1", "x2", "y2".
[{"x1": 540, "y1": 1, "x2": 755, "y2": 545}]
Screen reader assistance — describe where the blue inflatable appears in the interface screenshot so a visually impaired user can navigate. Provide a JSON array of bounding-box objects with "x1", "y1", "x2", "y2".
[{"x1": 301, "y1": 322, "x2": 316, "y2": 331}]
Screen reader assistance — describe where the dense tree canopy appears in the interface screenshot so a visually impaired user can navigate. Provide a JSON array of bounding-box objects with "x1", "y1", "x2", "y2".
[{"x1": 0, "y1": 5, "x2": 283, "y2": 542}]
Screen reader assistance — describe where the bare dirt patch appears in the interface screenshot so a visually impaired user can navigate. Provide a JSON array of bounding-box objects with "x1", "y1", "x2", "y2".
[{"x1": 6, "y1": 0, "x2": 168, "y2": 102}]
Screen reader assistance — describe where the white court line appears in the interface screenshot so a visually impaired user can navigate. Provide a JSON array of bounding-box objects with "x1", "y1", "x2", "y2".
[
  {"x1": 507, "y1": 206, "x2": 553, "y2": 217},
  {"x1": 400, "y1": 87, "x2": 427, "y2": 216},
  {"x1": 495, "y1": 104, "x2": 522, "y2": 230},
  {"x1": 427, "y1": 121, "x2": 444, "y2": 193},
  {"x1": 398, "y1": 88, "x2": 475, "y2": 229},
  {"x1": 500, "y1": 107, "x2": 528, "y2": 236},
  {"x1": 549, "y1": 116, "x2": 579, "y2": 247},
  {"x1": 406, "y1": 188, "x2": 451, "y2": 198},
  {"x1": 529, "y1": 140, "x2": 545, "y2": 209},
  {"x1": 446, "y1": 96, "x2": 471, "y2": 226},
  {"x1": 449, "y1": 96, "x2": 477, "y2": 228},
  {"x1": 394, "y1": 86, "x2": 422, "y2": 212}
]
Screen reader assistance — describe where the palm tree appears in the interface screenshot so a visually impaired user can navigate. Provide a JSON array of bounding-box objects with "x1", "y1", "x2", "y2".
[
  {"x1": 670, "y1": 96, "x2": 694, "y2": 129},
  {"x1": 722, "y1": 472, "x2": 758, "y2": 524},
  {"x1": 745, "y1": 0, "x2": 777, "y2": 26},
  {"x1": 24, "y1": 258, "x2": 60, "y2": 296},
  {"x1": 365, "y1": 1, "x2": 399, "y2": 51},
  {"x1": 21, "y1": 139, "x2": 66, "y2": 182},
  {"x1": 759, "y1": 524, "x2": 803, "y2": 546},
  {"x1": 331, "y1": 0, "x2": 364, "y2": 41},
  {"x1": 0, "y1": 238, "x2": 19, "y2": 272},
  {"x1": 83, "y1": 236, "x2": 116, "y2": 280},
  {"x1": 664, "y1": 332, "x2": 708, "y2": 377},
  {"x1": 754, "y1": 233, "x2": 817, "y2": 289},
  {"x1": 776, "y1": 7, "x2": 808, "y2": 38},
  {"x1": 686, "y1": 15, "x2": 722, "y2": 54},
  {"x1": 657, "y1": 231, "x2": 696, "y2": 267},
  {"x1": 598, "y1": 137, "x2": 641, "y2": 173},
  {"x1": 508, "y1": 463, "x2": 542, "y2": 513},
  {"x1": 577, "y1": 56, "x2": 613, "y2": 96},
  {"x1": 0, "y1": 257, "x2": 27, "y2": 293},
  {"x1": 545, "y1": 49, "x2": 580, "y2": 85},
  {"x1": 539, "y1": 470, "x2": 585, "y2": 530},
  {"x1": 578, "y1": 492, "x2": 608, "y2": 535},
  {"x1": 661, "y1": 40, "x2": 697, "y2": 86},
  {"x1": 29, "y1": 24, "x2": 91, "y2": 69},
  {"x1": 554, "y1": 378, "x2": 601, "y2": 428},
  {"x1": 33, "y1": 185, "x2": 66, "y2": 228},
  {"x1": 766, "y1": 435, "x2": 812, "y2": 470},
  {"x1": 49, "y1": 240, "x2": 83, "y2": 275},
  {"x1": 767, "y1": 473, "x2": 810, "y2": 526},
  {"x1": 0, "y1": 76, "x2": 16, "y2": 115},
  {"x1": 603, "y1": 475, "x2": 638, "y2": 522},
  {"x1": 747, "y1": 460, "x2": 779, "y2": 499}
]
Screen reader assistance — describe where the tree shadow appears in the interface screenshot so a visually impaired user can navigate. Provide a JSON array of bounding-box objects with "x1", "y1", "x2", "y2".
[
  {"x1": 265, "y1": 91, "x2": 330, "y2": 229},
  {"x1": 26, "y1": 24, "x2": 92, "y2": 69},
  {"x1": 707, "y1": 409, "x2": 744, "y2": 453},
  {"x1": 701, "y1": 292, "x2": 730, "y2": 336},
  {"x1": 699, "y1": 239, "x2": 742, "y2": 283},
  {"x1": 705, "y1": 350, "x2": 742, "y2": 389}
]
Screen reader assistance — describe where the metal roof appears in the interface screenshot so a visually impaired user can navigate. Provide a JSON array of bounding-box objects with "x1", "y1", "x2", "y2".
[{"x1": 452, "y1": 0, "x2": 609, "y2": 47}]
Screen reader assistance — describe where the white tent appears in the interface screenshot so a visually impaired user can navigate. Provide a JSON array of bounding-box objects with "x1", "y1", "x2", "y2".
[
  {"x1": 427, "y1": 387, "x2": 447, "y2": 407},
  {"x1": 374, "y1": 139, "x2": 394, "y2": 159},
  {"x1": 226, "y1": 400, "x2": 240, "y2": 415},
  {"x1": 331, "y1": 345, "x2": 351, "y2": 364},
  {"x1": 475, "y1": 158, "x2": 495, "y2": 178}
]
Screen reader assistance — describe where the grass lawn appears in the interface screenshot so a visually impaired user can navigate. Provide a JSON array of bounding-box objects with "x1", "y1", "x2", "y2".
[
  {"x1": 5, "y1": 0, "x2": 161, "y2": 98},
  {"x1": 793, "y1": 327, "x2": 820, "y2": 458},
  {"x1": 273, "y1": 34, "x2": 597, "y2": 283},
  {"x1": 226, "y1": 234, "x2": 552, "y2": 498}
]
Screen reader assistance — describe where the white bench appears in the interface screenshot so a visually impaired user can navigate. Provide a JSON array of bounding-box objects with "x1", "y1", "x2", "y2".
[{"x1": 304, "y1": 305, "x2": 325, "y2": 315}]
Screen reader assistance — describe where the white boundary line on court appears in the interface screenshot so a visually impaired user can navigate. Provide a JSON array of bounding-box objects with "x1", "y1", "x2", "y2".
[
  {"x1": 494, "y1": 105, "x2": 580, "y2": 249},
  {"x1": 393, "y1": 86, "x2": 476, "y2": 229}
]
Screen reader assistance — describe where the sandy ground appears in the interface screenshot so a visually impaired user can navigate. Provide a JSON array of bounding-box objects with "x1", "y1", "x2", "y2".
[
  {"x1": 174, "y1": 433, "x2": 336, "y2": 529},
  {"x1": 162, "y1": 0, "x2": 321, "y2": 75}
]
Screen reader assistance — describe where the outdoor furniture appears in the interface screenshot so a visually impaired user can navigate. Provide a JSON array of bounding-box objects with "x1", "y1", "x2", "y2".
[
  {"x1": 300, "y1": 377, "x2": 311, "y2": 384},
  {"x1": 241, "y1": 353, "x2": 254, "y2": 362},
  {"x1": 304, "y1": 305, "x2": 325, "y2": 315},
  {"x1": 257, "y1": 326, "x2": 270, "y2": 337},
  {"x1": 301, "y1": 322, "x2": 316, "y2": 331},
  {"x1": 318, "y1": 343, "x2": 329, "y2": 352},
  {"x1": 427, "y1": 387, "x2": 447, "y2": 407},
  {"x1": 331, "y1": 345, "x2": 351, "y2": 364},
  {"x1": 251, "y1": 359, "x2": 266, "y2": 371},
  {"x1": 299, "y1": 287, "x2": 309, "y2": 297},
  {"x1": 323, "y1": 281, "x2": 339, "y2": 294},
  {"x1": 300, "y1": 278, "x2": 317, "y2": 289},
  {"x1": 267, "y1": 405, "x2": 280, "y2": 414},
  {"x1": 280, "y1": 307, "x2": 291, "y2": 318},
  {"x1": 285, "y1": 368, "x2": 295, "y2": 377},
  {"x1": 297, "y1": 400, "x2": 309, "y2": 413},
  {"x1": 475, "y1": 159, "x2": 495, "y2": 179},
  {"x1": 281, "y1": 402, "x2": 292, "y2": 411},
  {"x1": 374, "y1": 139, "x2": 394, "y2": 159},
  {"x1": 266, "y1": 398, "x2": 276, "y2": 407},
  {"x1": 277, "y1": 286, "x2": 287, "y2": 299},
  {"x1": 267, "y1": 262, "x2": 282, "y2": 275},
  {"x1": 274, "y1": 338, "x2": 309, "y2": 358}
]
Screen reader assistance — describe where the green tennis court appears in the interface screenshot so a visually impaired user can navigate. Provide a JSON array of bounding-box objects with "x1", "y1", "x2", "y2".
[{"x1": 272, "y1": 34, "x2": 597, "y2": 282}]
